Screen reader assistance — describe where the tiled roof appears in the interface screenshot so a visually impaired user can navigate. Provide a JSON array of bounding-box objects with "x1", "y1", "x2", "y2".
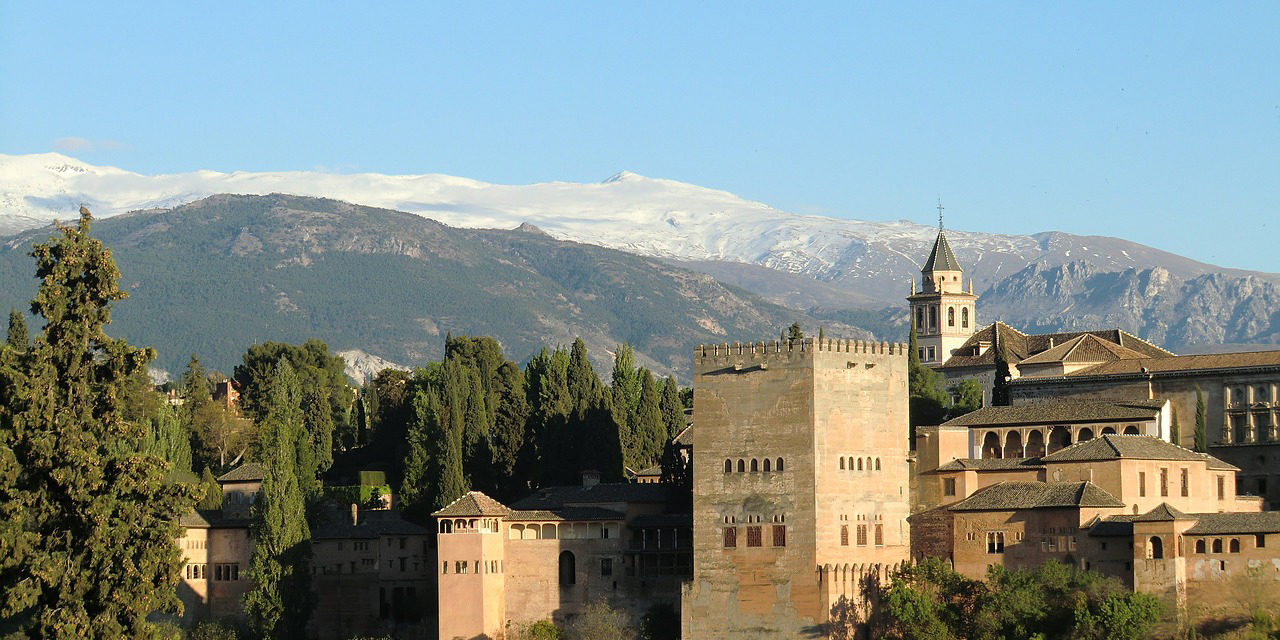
[
  {"x1": 179, "y1": 509, "x2": 251, "y2": 529},
  {"x1": 313, "y1": 509, "x2": 430, "y2": 540},
  {"x1": 432, "y1": 491, "x2": 512, "y2": 518},
  {"x1": 1062, "y1": 350, "x2": 1280, "y2": 378},
  {"x1": 1087, "y1": 515, "x2": 1140, "y2": 537},
  {"x1": 510, "y1": 482, "x2": 669, "y2": 511},
  {"x1": 1018, "y1": 334, "x2": 1151, "y2": 366},
  {"x1": 940, "y1": 323, "x2": 1173, "y2": 369},
  {"x1": 949, "y1": 481, "x2": 1124, "y2": 511},
  {"x1": 1184, "y1": 512, "x2": 1280, "y2": 535},
  {"x1": 1039, "y1": 435, "x2": 1236, "y2": 469},
  {"x1": 1132, "y1": 503, "x2": 1191, "y2": 522},
  {"x1": 922, "y1": 230, "x2": 963, "y2": 273},
  {"x1": 673, "y1": 424, "x2": 693, "y2": 446},
  {"x1": 940, "y1": 400, "x2": 1165, "y2": 428},
  {"x1": 935, "y1": 457, "x2": 1045, "y2": 472},
  {"x1": 506, "y1": 507, "x2": 626, "y2": 522},
  {"x1": 633, "y1": 464, "x2": 663, "y2": 477},
  {"x1": 217, "y1": 462, "x2": 265, "y2": 483}
]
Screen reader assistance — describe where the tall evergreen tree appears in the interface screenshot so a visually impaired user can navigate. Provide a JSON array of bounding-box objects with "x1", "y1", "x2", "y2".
[
  {"x1": 0, "y1": 208, "x2": 195, "y2": 638},
  {"x1": 610, "y1": 344, "x2": 643, "y2": 463},
  {"x1": 144, "y1": 403, "x2": 193, "y2": 474},
  {"x1": 908, "y1": 324, "x2": 949, "y2": 433},
  {"x1": 400, "y1": 388, "x2": 466, "y2": 518},
  {"x1": 302, "y1": 388, "x2": 335, "y2": 478},
  {"x1": 566, "y1": 338, "x2": 603, "y2": 420},
  {"x1": 1170, "y1": 407, "x2": 1181, "y2": 447},
  {"x1": 1194, "y1": 386, "x2": 1208, "y2": 453},
  {"x1": 787, "y1": 322, "x2": 804, "y2": 342},
  {"x1": 660, "y1": 376, "x2": 684, "y2": 440},
  {"x1": 631, "y1": 369, "x2": 666, "y2": 468},
  {"x1": 991, "y1": 328, "x2": 1013, "y2": 406},
  {"x1": 6, "y1": 308, "x2": 27, "y2": 350},
  {"x1": 490, "y1": 361, "x2": 529, "y2": 499},
  {"x1": 198, "y1": 466, "x2": 224, "y2": 510},
  {"x1": 244, "y1": 360, "x2": 313, "y2": 639}
]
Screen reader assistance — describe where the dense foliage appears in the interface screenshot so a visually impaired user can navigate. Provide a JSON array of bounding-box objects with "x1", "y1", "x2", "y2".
[
  {"x1": 869, "y1": 558, "x2": 1160, "y2": 640},
  {"x1": 0, "y1": 210, "x2": 195, "y2": 638}
]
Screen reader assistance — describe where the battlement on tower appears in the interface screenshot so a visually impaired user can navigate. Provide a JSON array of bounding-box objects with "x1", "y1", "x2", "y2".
[{"x1": 693, "y1": 337, "x2": 907, "y2": 361}]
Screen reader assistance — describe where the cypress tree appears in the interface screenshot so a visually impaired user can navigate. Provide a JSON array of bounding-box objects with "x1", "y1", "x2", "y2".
[
  {"x1": 1194, "y1": 386, "x2": 1208, "y2": 453},
  {"x1": 1170, "y1": 407, "x2": 1181, "y2": 447},
  {"x1": 610, "y1": 344, "x2": 643, "y2": 463},
  {"x1": 6, "y1": 308, "x2": 27, "y2": 350},
  {"x1": 147, "y1": 403, "x2": 193, "y2": 473},
  {"x1": 991, "y1": 328, "x2": 1012, "y2": 406},
  {"x1": 462, "y1": 367, "x2": 493, "y2": 490},
  {"x1": 302, "y1": 388, "x2": 334, "y2": 478},
  {"x1": 634, "y1": 370, "x2": 666, "y2": 467},
  {"x1": 907, "y1": 324, "x2": 949, "y2": 432},
  {"x1": 198, "y1": 466, "x2": 224, "y2": 510},
  {"x1": 244, "y1": 359, "x2": 313, "y2": 639},
  {"x1": 490, "y1": 361, "x2": 529, "y2": 499},
  {"x1": 0, "y1": 208, "x2": 195, "y2": 638},
  {"x1": 660, "y1": 376, "x2": 684, "y2": 440},
  {"x1": 566, "y1": 338, "x2": 603, "y2": 420}
]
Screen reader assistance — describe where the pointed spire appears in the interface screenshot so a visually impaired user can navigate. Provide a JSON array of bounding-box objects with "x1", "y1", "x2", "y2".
[{"x1": 922, "y1": 227, "x2": 962, "y2": 273}]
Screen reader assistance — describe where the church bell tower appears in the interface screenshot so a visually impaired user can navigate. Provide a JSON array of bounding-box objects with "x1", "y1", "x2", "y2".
[{"x1": 907, "y1": 203, "x2": 976, "y2": 365}]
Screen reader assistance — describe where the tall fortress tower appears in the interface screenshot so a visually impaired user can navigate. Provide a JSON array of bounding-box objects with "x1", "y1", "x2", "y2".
[
  {"x1": 682, "y1": 338, "x2": 911, "y2": 638},
  {"x1": 907, "y1": 206, "x2": 977, "y2": 364}
]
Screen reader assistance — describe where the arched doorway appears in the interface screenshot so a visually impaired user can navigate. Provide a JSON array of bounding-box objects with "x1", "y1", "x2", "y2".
[
  {"x1": 982, "y1": 431, "x2": 1002, "y2": 459},
  {"x1": 1048, "y1": 426, "x2": 1072, "y2": 453},
  {"x1": 1025, "y1": 430, "x2": 1046, "y2": 458},
  {"x1": 1004, "y1": 431, "x2": 1024, "y2": 458},
  {"x1": 1077, "y1": 428, "x2": 1094, "y2": 442},
  {"x1": 559, "y1": 551, "x2": 576, "y2": 586}
]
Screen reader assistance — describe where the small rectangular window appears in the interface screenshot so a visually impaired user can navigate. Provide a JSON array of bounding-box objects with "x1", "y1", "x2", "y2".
[
  {"x1": 773, "y1": 525, "x2": 786, "y2": 547},
  {"x1": 746, "y1": 526, "x2": 762, "y2": 547},
  {"x1": 1218, "y1": 476, "x2": 1226, "y2": 500},
  {"x1": 601, "y1": 558, "x2": 613, "y2": 576},
  {"x1": 857, "y1": 525, "x2": 868, "y2": 546},
  {"x1": 1160, "y1": 468, "x2": 1168, "y2": 497},
  {"x1": 1257, "y1": 534, "x2": 1266, "y2": 549},
  {"x1": 1181, "y1": 469, "x2": 1189, "y2": 497},
  {"x1": 943, "y1": 478, "x2": 956, "y2": 497},
  {"x1": 1139, "y1": 472, "x2": 1146, "y2": 497},
  {"x1": 723, "y1": 527, "x2": 737, "y2": 549}
]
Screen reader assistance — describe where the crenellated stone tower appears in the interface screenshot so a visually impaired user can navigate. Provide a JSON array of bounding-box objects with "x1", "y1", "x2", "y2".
[
  {"x1": 682, "y1": 338, "x2": 911, "y2": 638},
  {"x1": 907, "y1": 210, "x2": 977, "y2": 365}
]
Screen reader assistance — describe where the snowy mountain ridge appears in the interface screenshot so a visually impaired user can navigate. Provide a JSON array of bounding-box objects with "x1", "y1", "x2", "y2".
[{"x1": 0, "y1": 153, "x2": 1268, "y2": 307}]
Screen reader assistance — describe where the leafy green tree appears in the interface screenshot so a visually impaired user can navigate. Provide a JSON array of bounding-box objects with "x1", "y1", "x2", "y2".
[
  {"x1": 566, "y1": 600, "x2": 631, "y2": 640},
  {"x1": 243, "y1": 359, "x2": 314, "y2": 639},
  {"x1": 0, "y1": 209, "x2": 196, "y2": 638},
  {"x1": 946, "y1": 378, "x2": 983, "y2": 419},
  {"x1": 6, "y1": 308, "x2": 27, "y2": 350},
  {"x1": 908, "y1": 324, "x2": 949, "y2": 433},
  {"x1": 234, "y1": 339, "x2": 352, "y2": 454},
  {"x1": 1194, "y1": 386, "x2": 1208, "y2": 452}
]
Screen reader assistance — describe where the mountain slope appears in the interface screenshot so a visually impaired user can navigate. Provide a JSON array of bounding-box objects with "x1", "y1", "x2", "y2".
[
  {"x1": 0, "y1": 194, "x2": 867, "y2": 378},
  {"x1": 4, "y1": 153, "x2": 1273, "y2": 311}
]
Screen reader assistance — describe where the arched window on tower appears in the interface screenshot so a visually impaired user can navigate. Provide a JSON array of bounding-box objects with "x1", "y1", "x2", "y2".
[
  {"x1": 559, "y1": 551, "x2": 576, "y2": 585},
  {"x1": 962, "y1": 308, "x2": 969, "y2": 328},
  {"x1": 947, "y1": 307, "x2": 955, "y2": 327},
  {"x1": 929, "y1": 306, "x2": 938, "y2": 330}
]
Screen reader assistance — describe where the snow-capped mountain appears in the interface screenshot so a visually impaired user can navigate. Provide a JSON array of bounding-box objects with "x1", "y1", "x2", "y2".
[{"x1": 0, "y1": 153, "x2": 1270, "y2": 308}]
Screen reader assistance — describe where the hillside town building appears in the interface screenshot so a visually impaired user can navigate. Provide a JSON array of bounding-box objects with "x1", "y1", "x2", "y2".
[{"x1": 433, "y1": 478, "x2": 691, "y2": 640}]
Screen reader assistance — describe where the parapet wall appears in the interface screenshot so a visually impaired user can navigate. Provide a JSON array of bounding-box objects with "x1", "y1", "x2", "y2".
[{"x1": 695, "y1": 337, "x2": 907, "y2": 359}]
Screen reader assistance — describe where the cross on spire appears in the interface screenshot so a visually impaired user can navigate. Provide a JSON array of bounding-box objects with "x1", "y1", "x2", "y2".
[{"x1": 936, "y1": 199, "x2": 945, "y2": 231}]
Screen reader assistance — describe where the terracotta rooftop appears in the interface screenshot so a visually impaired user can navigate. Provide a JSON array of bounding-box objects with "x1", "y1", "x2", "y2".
[
  {"x1": 179, "y1": 509, "x2": 250, "y2": 529},
  {"x1": 940, "y1": 322, "x2": 1173, "y2": 369},
  {"x1": 1131, "y1": 503, "x2": 1191, "y2": 522},
  {"x1": 935, "y1": 457, "x2": 1045, "y2": 472},
  {"x1": 1184, "y1": 512, "x2": 1280, "y2": 535},
  {"x1": 949, "y1": 481, "x2": 1124, "y2": 511},
  {"x1": 432, "y1": 491, "x2": 512, "y2": 518},
  {"x1": 1018, "y1": 333, "x2": 1152, "y2": 366},
  {"x1": 1059, "y1": 350, "x2": 1280, "y2": 378},
  {"x1": 940, "y1": 400, "x2": 1165, "y2": 428},
  {"x1": 217, "y1": 462, "x2": 265, "y2": 483},
  {"x1": 1039, "y1": 435, "x2": 1236, "y2": 469}
]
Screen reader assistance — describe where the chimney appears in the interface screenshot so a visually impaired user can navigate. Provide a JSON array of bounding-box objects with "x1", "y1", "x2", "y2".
[
  {"x1": 350, "y1": 503, "x2": 359, "y2": 526},
  {"x1": 1048, "y1": 337, "x2": 1055, "y2": 348},
  {"x1": 581, "y1": 470, "x2": 600, "y2": 488}
]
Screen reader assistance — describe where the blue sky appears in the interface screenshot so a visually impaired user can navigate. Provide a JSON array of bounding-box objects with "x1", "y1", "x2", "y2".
[{"x1": 3, "y1": 2, "x2": 1278, "y2": 271}]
